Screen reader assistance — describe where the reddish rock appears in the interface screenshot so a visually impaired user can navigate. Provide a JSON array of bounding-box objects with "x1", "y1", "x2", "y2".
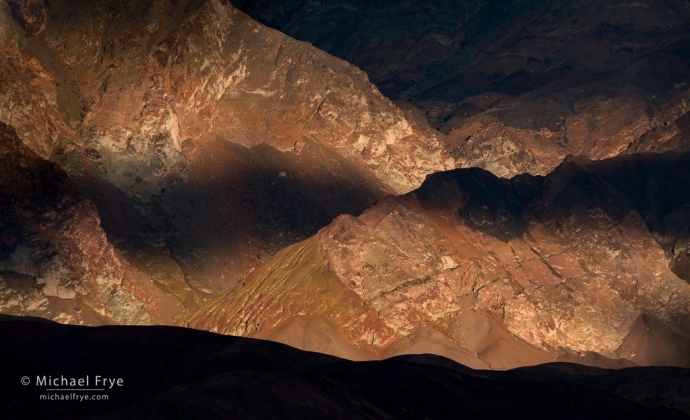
[
  {"x1": 239, "y1": 0, "x2": 690, "y2": 176},
  {"x1": 0, "y1": 0, "x2": 452, "y2": 315},
  {"x1": 185, "y1": 152, "x2": 690, "y2": 368}
]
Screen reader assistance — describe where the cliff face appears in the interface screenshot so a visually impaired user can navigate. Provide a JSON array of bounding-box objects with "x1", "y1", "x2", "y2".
[
  {"x1": 0, "y1": 0, "x2": 456, "y2": 323},
  {"x1": 185, "y1": 151, "x2": 690, "y2": 369},
  {"x1": 234, "y1": 0, "x2": 690, "y2": 177},
  {"x1": 0, "y1": 122, "x2": 165, "y2": 325}
]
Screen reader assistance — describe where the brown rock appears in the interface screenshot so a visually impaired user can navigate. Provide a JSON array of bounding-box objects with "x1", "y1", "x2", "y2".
[
  {"x1": 0, "y1": 122, "x2": 160, "y2": 325},
  {"x1": 185, "y1": 151, "x2": 690, "y2": 368}
]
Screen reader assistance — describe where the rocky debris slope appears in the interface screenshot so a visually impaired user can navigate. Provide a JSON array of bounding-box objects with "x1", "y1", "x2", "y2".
[
  {"x1": 0, "y1": 122, "x2": 161, "y2": 325},
  {"x1": 235, "y1": 0, "x2": 690, "y2": 177},
  {"x1": 186, "y1": 150, "x2": 690, "y2": 369},
  {"x1": 1, "y1": 320, "x2": 687, "y2": 419}
]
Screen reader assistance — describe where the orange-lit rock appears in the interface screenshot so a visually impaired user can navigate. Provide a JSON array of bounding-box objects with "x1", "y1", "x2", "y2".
[
  {"x1": 1, "y1": 0, "x2": 689, "y2": 372},
  {"x1": 185, "y1": 152, "x2": 690, "y2": 368},
  {"x1": 0, "y1": 0, "x2": 452, "y2": 310},
  {"x1": 239, "y1": 0, "x2": 690, "y2": 176}
]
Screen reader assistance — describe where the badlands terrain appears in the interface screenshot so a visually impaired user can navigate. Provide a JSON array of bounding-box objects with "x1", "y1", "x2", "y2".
[{"x1": 1, "y1": 0, "x2": 690, "y2": 416}]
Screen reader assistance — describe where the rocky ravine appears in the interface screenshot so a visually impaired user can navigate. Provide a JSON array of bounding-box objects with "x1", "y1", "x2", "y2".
[
  {"x1": 186, "y1": 150, "x2": 690, "y2": 369},
  {"x1": 0, "y1": 122, "x2": 180, "y2": 325}
]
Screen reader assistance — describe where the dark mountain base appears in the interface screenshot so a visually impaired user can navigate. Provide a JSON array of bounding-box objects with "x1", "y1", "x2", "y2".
[{"x1": 0, "y1": 319, "x2": 687, "y2": 419}]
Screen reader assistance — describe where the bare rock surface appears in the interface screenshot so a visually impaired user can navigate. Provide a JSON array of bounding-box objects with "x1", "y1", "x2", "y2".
[
  {"x1": 186, "y1": 150, "x2": 690, "y2": 369},
  {"x1": 0, "y1": 0, "x2": 459, "y2": 325},
  {"x1": 232, "y1": 0, "x2": 690, "y2": 101},
  {"x1": 0, "y1": 122, "x2": 158, "y2": 325},
  {"x1": 1, "y1": 0, "x2": 690, "y2": 374},
  {"x1": 235, "y1": 0, "x2": 690, "y2": 176}
]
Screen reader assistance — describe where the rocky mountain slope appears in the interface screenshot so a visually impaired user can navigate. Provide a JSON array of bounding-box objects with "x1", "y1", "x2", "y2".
[
  {"x1": 235, "y1": 0, "x2": 690, "y2": 176},
  {"x1": 186, "y1": 150, "x2": 690, "y2": 369},
  {"x1": 1, "y1": 0, "x2": 690, "y2": 375},
  {"x1": 0, "y1": 122, "x2": 160, "y2": 325},
  {"x1": 0, "y1": 0, "x2": 456, "y2": 324},
  {"x1": 1, "y1": 319, "x2": 687, "y2": 419},
  {"x1": 232, "y1": 0, "x2": 690, "y2": 101}
]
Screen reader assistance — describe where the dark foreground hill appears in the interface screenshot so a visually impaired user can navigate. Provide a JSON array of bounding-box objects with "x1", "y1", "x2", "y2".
[{"x1": 0, "y1": 318, "x2": 688, "y2": 419}]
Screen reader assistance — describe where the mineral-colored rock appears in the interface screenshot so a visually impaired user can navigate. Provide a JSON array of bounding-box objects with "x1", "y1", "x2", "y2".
[
  {"x1": 0, "y1": 0, "x2": 453, "y2": 309},
  {"x1": 2, "y1": 0, "x2": 690, "y2": 370},
  {"x1": 236, "y1": 0, "x2": 690, "y2": 176},
  {"x1": 185, "y1": 151, "x2": 690, "y2": 368},
  {"x1": 0, "y1": 122, "x2": 162, "y2": 325},
  {"x1": 236, "y1": 0, "x2": 690, "y2": 104},
  {"x1": 2, "y1": 0, "x2": 689, "y2": 304}
]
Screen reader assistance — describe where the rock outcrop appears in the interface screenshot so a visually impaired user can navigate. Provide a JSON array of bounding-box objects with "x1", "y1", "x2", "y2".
[
  {"x1": 0, "y1": 122, "x2": 158, "y2": 325},
  {"x1": 0, "y1": 0, "x2": 455, "y2": 315},
  {"x1": 185, "y1": 151, "x2": 690, "y2": 368},
  {"x1": 2, "y1": 0, "x2": 690, "y2": 372},
  {"x1": 235, "y1": 0, "x2": 690, "y2": 176}
]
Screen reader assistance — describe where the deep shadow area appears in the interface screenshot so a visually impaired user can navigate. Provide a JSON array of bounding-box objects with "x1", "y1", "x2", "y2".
[
  {"x1": 231, "y1": 0, "x2": 690, "y2": 103},
  {"x1": 0, "y1": 320, "x2": 688, "y2": 419},
  {"x1": 64, "y1": 134, "x2": 385, "y2": 293},
  {"x1": 415, "y1": 150, "x2": 690, "y2": 282}
]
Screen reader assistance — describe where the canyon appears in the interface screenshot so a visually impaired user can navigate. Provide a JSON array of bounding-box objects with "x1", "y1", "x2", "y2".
[{"x1": 0, "y1": 0, "x2": 689, "y2": 388}]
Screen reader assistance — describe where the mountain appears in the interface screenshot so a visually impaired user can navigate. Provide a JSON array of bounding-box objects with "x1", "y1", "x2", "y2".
[
  {"x1": 185, "y1": 150, "x2": 690, "y2": 369},
  {"x1": 0, "y1": 0, "x2": 457, "y2": 323},
  {"x1": 1, "y1": 0, "x2": 690, "y2": 377},
  {"x1": 234, "y1": 0, "x2": 690, "y2": 176},
  {"x1": 1, "y1": 319, "x2": 687, "y2": 419},
  {"x1": 0, "y1": 122, "x2": 160, "y2": 325}
]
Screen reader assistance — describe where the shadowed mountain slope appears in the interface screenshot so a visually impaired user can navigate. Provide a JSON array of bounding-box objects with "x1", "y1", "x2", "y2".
[
  {"x1": 0, "y1": 122, "x2": 165, "y2": 325},
  {"x1": 1, "y1": 320, "x2": 687, "y2": 419},
  {"x1": 0, "y1": 0, "x2": 456, "y2": 324},
  {"x1": 232, "y1": 0, "x2": 690, "y2": 102},
  {"x1": 1, "y1": 0, "x2": 690, "y2": 376},
  {"x1": 234, "y1": 0, "x2": 690, "y2": 176}
]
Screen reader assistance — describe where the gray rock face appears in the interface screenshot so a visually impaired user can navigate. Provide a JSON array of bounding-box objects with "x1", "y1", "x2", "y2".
[{"x1": 0, "y1": 122, "x2": 151, "y2": 325}]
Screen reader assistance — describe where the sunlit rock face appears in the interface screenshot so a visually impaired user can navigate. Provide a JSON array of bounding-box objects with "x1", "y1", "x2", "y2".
[
  {"x1": 0, "y1": 1, "x2": 73, "y2": 159},
  {"x1": 234, "y1": 0, "x2": 690, "y2": 176},
  {"x1": 0, "y1": 0, "x2": 447, "y2": 192},
  {"x1": 1, "y1": 0, "x2": 689, "y2": 372},
  {"x1": 0, "y1": 0, "x2": 462, "y2": 325},
  {"x1": 185, "y1": 151, "x2": 690, "y2": 369},
  {"x1": 235, "y1": 0, "x2": 690, "y2": 103}
]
